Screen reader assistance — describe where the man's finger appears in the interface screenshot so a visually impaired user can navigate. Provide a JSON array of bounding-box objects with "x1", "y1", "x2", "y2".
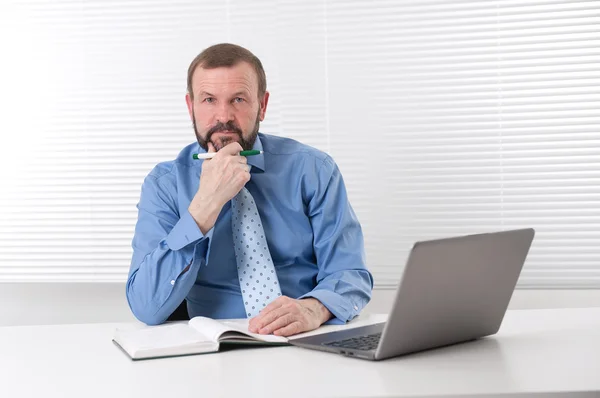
[
  {"x1": 249, "y1": 306, "x2": 283, "y2": 333},
  {"x1": 258, "y1": 311, "x2": 295, "y2": 335},
  {"x1": 249, "y1": 298, "x2": 286, "y2": 332},
  {"x1": 261, "y1": 296, "x2": 287, "y2": 314},
  {"x1": 235, "y1": 163, "x2": 251, "y2": 173},
  {"x1": 220, "y1": 141, "x2": 243, "y2": 155},
  {"x1": 207, "y1": 142, "x2": 216, "y2": 153},
  {"x1": 273, "y1": 321, "x2": 303, "y2": 337}
]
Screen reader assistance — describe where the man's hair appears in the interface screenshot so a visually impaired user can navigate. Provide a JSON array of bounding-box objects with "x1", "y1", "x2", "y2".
[{"x1": 187, "y1": 43, "x2": 267, "y2": 100}]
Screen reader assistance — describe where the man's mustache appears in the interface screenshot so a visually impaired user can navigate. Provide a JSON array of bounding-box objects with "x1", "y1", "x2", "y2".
[{"x1": 207, "y1": 122, "x2": 243, "y2": 140}]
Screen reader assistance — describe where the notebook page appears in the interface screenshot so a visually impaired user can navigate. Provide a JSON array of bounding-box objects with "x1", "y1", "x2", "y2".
[
  {"x1": 189, "y1": 317, "x2": 288, "y2": 343},
  {"x1": 114, "y1": 323, "x2": 211, "y2": 352},
  {"x1": 220, "y1": 319, "x2": 288, "y2": 343}
]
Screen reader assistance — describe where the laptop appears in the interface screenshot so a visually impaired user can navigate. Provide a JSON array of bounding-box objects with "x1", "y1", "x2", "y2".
[{"x1": 290, "y1": 228, "x2": 535, "y2": 361}]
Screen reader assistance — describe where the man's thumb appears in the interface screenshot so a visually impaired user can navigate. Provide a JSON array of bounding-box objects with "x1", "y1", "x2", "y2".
[{"x1": 207, "y1": 142, "x2": 216, "y2": 153}]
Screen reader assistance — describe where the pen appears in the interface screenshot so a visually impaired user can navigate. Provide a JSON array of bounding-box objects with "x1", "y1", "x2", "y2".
[{"x1": 192, "y1": 150, "x2": 263, "y2": 160}]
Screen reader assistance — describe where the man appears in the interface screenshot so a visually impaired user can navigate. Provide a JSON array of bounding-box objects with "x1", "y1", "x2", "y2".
[{"x1": 126, "y1": 43, "x2": 373, "y2": 337}]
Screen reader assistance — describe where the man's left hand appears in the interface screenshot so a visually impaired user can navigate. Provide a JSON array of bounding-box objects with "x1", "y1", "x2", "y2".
[{"x1": 248, "y1": 296, "x2": 333, "y2": 337}]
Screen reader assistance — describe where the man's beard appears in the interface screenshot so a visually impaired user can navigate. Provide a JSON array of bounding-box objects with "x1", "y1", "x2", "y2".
[{"x1": 193, "y1": 109, "x2": 260, "y2": 152}]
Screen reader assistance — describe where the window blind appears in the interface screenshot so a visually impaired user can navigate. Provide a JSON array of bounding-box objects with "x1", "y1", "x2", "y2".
[
  {"x1": 325, "y1": 0, "x2": 600, "y2": 288},
  {"x1": 0, "y1": 0, "x2": 598, "y2": 288}
]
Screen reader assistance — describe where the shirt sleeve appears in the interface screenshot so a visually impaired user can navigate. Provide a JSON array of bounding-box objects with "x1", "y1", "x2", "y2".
[
  {"x1": 126, "y1": 172, "x2": 214, "y2": 325},
  {"x1": 298, "y1": 156, "x2": 374, "y2": 324}
]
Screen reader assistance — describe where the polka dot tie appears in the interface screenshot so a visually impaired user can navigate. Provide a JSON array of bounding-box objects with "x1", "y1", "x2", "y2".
[{"x1": 231, "y1": 186, "x2": 282, "y2": 318}]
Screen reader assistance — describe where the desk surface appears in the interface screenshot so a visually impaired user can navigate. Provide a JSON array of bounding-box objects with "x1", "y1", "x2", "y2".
[{"x1": 1, "y1": 307, "x2": 599, "y2": 398}]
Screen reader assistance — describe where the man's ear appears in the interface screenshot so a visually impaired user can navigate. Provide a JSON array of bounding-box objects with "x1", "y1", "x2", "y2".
[
  {"x1": 259, "y1": 91, "x2": 270, "y2": 121},
  {"x1": 185, "y1": 92, "x2": 194, "y2": 120}
]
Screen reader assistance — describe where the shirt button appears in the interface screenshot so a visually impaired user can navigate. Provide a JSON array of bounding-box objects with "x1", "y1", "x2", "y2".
[
  {"x1": 170, "y1": 280, "x2": 175, "y2": 286},
  {"x1": 354, "y1": 305, "x2": 359, "y2": 311}
]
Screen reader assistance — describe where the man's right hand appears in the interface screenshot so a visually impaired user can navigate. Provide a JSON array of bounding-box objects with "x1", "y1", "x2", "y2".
[{"x1": 188, "y1": 141, "x2": 251, "y2": 234}]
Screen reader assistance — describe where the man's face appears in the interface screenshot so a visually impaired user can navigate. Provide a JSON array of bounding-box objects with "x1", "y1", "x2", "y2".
[{"x1": 186, "y1": 61, "x2": 269, "y2": 151}]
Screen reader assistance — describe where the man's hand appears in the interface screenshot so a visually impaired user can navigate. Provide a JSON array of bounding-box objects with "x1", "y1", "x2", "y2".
[
  {"x1": 248, "y1": 296, "x2": 333, "y2": 337},
  {"x1": 188, "y1": 142, "x2": 250, "y2": 234}
]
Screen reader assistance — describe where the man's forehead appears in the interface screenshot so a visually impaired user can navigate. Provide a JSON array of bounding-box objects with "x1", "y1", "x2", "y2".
[{"x1": 193, "y1": 63, "x2": 257, "y2": 90}]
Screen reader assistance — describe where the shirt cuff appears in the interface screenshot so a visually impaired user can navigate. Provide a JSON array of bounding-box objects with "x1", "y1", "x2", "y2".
[
  {"x1": 165, "y1": 209, "x2": 214, "y2": 251},
  {"x1": 299, "y1": 289, "x2": 359, "y2": 324}
]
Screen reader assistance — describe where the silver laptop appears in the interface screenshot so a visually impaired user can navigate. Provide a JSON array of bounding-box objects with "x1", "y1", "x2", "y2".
[{"x1": 290, "y1": 228, "x2": 535, "y2": 361}]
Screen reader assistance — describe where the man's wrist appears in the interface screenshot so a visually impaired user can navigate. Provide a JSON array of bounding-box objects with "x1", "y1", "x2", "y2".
[
  {"x1": 302, "y1": 297, "x2": 333, "y2": 324},
  {"x1": 188, "y1": 197, "x2": 222, "y2": 235}
]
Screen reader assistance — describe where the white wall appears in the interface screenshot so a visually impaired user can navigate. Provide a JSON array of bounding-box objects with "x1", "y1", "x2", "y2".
[{"x1": 2, "y1": 284, "x2": 600, "y2": 327}]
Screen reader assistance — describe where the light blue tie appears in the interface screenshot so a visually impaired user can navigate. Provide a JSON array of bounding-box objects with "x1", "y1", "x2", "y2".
[{"x1": 232, "y1": 186, "x2": 282, "y2": 317}]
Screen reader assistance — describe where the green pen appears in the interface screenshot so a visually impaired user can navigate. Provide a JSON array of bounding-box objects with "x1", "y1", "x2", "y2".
[{"x1": 192, "y1": 150, "x2": 263, "y2": 160}]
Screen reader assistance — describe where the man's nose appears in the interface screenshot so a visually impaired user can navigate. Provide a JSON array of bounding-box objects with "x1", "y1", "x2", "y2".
[{"x1": 215, "y1": 102, "x2": 234, "y2": 124}]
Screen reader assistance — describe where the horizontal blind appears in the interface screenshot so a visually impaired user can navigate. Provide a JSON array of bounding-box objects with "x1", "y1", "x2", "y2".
[
  {"x1": 0, "y1": 0, "x2": 326, "y2": 281},
  {"x1": 0, "y1": 0, "x2": 232, "y2": 280},
  {"x1": 327, "y1": 0, "x2": 600, "y2": 288},
  {"x1": 1, "y1": 0, "x2": 599, "y2": 288}
]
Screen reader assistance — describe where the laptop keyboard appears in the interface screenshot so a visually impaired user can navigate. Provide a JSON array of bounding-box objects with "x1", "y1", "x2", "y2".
[{"x1": 323, "y1": 332, "x2": 382, "y2": 351}]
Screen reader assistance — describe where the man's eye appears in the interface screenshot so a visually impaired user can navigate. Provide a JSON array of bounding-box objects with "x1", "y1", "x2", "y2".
[
  {"x1": 204, "y1": 98, "x2": 215, "y2": 103},
  {"x1": 233, "y1": 97, "x2": 244, "y2": 103}
]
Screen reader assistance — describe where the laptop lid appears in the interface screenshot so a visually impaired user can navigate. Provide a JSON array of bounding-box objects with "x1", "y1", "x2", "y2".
[{"x1": 375, "y1": 228, "x2": 535, "y2": 360}]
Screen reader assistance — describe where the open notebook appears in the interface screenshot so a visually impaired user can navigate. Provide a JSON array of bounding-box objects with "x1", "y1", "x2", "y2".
[{"x1": 113, "y1": 316, "x2": 289, "y2": 360}]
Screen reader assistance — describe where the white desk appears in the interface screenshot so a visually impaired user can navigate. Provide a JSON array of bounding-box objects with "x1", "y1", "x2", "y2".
[{"x1": 1, "y1": 308, "x2": 599, "y2": 398}]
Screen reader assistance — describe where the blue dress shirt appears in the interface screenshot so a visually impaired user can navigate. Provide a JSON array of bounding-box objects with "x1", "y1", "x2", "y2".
[{"x1": 126, "y1": 133, "x2": 373, "y2": 326}]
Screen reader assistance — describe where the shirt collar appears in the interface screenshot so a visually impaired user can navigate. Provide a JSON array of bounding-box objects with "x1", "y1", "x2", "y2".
[{"x1": 247, "y1": 134, "x2": 265, "y2": 172}]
